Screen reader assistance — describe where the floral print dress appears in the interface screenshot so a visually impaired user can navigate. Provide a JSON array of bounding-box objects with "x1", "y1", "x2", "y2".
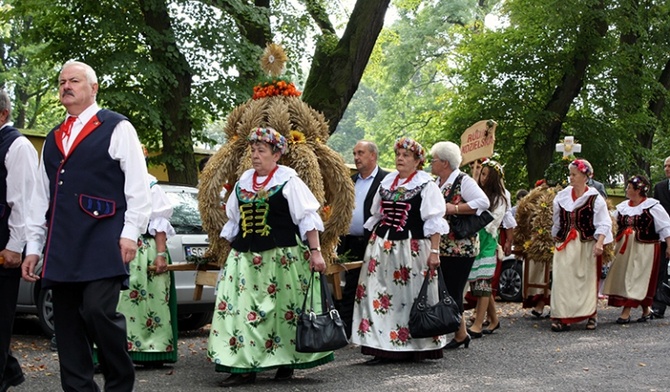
[
  {"x1": 207, "y1": 166, "x2": 333, "y2": 373},
  {"x1": 117, "y1": 176, "x2": 178, "y2": 363},
  {"x1": 351, "y1": 171, "x2": 449, "y2": 358}
]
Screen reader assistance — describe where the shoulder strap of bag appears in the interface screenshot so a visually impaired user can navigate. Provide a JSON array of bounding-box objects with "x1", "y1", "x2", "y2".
[
  {"x1": 301, "y1": 272, "x2": 316, "y2": 313},
  {"x1": 444, "y1": 173, "x2": 466, "y2": 204},
  {"x1": 319, "y1": 273, "x2": 337, "y2": 312}
]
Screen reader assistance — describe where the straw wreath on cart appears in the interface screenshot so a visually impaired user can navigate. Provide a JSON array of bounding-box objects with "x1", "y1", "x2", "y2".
[{"x1": 198, "y1": 44, "x2": 354, "y2": 268}]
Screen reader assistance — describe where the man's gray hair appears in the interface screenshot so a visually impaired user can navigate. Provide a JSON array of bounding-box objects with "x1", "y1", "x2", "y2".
[
  {"x1": 664, "y1": 156, "x2": 670, "y2": 165},
  {"x1": 430, "y1": 141, "x2": 462, "y2": 170},
  {"x1": 0, "y1": 89, "x2": 11, "y2": 120},
  {"x1": 359, "y1": 140, "x2": 379, "y2": 157},
  {"x1": 61, "y1": 61, "x2": 98, "y2": 85}
]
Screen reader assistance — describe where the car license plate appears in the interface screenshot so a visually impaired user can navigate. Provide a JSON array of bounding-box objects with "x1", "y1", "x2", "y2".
[{"x1": 185, "y1": 246, "x2": 209, "y2": 258}]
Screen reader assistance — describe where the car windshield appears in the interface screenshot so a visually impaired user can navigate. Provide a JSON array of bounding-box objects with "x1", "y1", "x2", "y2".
[{"x1": 164, "y1": 187, "x2": 205, "y2": 235}]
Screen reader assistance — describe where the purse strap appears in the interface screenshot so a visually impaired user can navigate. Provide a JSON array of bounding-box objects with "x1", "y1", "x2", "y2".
[
  {"x1": 300, "y1": 271, "x2": 338, "y2": 314},
  {"x1": 416, "y1": 267, "x2": 453, "y2": 306}
]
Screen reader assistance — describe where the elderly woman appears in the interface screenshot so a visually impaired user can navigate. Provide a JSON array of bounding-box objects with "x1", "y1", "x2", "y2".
[
  {"x1": 430, "y1": 142, "x2": 489, "y2": 349},
  {"x1": 351, "y1": 137, "x2": 449, "y2": 365},
  {"x1": 603, "y1": 175, "x2": 670, "y2": 323},
  {"x1": 550, "y1": 159, "x2": 612, "y2": 332},
  {"x1": 207, "y1": 127, "x2": 330, "y2": 387}
]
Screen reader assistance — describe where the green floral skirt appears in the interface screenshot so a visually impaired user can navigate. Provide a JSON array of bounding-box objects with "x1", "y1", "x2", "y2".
[
  {"x1": 117, "y1": 236, "x2": 178, "y2": 363},
  {"x1": 207, "y1": 243, "x2": 334, "y2": 373}
]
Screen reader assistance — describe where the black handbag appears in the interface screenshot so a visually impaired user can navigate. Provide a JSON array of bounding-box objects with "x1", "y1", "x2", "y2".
[
  {"x1": 295, "y1": 272, "x2": 349, "y2": 353},
  {"x1": 445, "y1": 173, "x2": 494, "y2": 239},
  {"x1": 408, "y1": 268, "x2": 462, "y2": 338},
  {"x1": 449, "y1": 210, "x2": 494, "y2": 239}
]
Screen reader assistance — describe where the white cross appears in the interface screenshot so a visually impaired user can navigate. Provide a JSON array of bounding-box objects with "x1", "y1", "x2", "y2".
[{"x1": 555, "y1": 136, "x2": 581, "y2": 157}]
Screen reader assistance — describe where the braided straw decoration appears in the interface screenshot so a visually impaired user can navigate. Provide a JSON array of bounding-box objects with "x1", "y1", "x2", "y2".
[{"x1": 198, "y1": 94, "x2": 354, "y2": 266}]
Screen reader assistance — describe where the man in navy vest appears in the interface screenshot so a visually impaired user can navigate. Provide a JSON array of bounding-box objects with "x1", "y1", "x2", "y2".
[
  {"x1": 651, "y1": 156, "x2": 670, "y2": 318},
  {"x1": 0, "y1": 90, "x2": 39, "y2": 392},
  {"x1": 23, "y1": 61, "x2": 151, "y2": 392},
  {"x1": 336, "y1": 141, "x2": 388, "y2": 338}
]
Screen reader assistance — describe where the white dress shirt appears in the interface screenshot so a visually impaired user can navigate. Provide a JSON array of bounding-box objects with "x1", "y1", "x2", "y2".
[
  {"x1": 26, "y1": 103, "x2": 151, "y2": 256},
  {"x1": 0, "y1": 122, "x2": 39, "y2": 253}
]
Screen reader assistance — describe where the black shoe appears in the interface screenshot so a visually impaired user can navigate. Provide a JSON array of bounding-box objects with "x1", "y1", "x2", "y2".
[
  {"x1": 466, "y1": 328, "x2": 483, "y2": 338},
  {"x1": 0, "y1": 372, "x2": 25, "y2": 392},
  {"x1": 616, "y1": 316, "x2": 631, "y2": 324},
  {"x1": 650, "y1": 309, "x2": 665, "y2": 319},
  {"x1": 364, "y1": 357, "x2": 387, "y2": 366},
  {"x1": 444, "y1": 334, "x2": 471, "y2": 349},
  {"x1": 218, "y1": 373, "x2": 256, "y2": 387},
  {"x1": 531, "y1": 309, "x2": 543, "y2": 318},
  {"x1": 482, "y1": 321, "x2": 501, "y2": 335},
  {"x1": 637, "y1": 313, "x2": 652, "y2": 323},
  {"x1": 274, "y1": 367, "x2": 294, "y2": 380}
]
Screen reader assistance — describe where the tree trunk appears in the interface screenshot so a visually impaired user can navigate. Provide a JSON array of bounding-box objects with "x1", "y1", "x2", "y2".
[
  {"x1": 524, "y1": 0, "x2": 608, "y2": 186},
  {"x1": 139, "y1": 0, "x2": 198, "y2": 185},
  {"x1": 302, "y1": 0, "x2": 391, "y2": 135}
]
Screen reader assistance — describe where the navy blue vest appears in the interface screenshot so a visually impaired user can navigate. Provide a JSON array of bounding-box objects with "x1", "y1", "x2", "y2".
[
  {"x1": 0, "y1": 126, "x2": 22, "y2": 277},
  {"x1": 41, "y1": 110, "x2": 130, "y2": 288}
]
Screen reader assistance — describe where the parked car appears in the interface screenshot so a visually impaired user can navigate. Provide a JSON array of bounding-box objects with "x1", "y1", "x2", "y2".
[
  {"x1": 16, "y1": 183, "x2": 216, "y2": 336},
  {"x1": 497, "y1": 254, "x2": 523, "y2": 302}
]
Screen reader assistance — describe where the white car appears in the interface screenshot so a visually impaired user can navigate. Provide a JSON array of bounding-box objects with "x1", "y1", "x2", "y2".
[{"x1": 16, "y1": 183, "x2": 216, "y2": 336}]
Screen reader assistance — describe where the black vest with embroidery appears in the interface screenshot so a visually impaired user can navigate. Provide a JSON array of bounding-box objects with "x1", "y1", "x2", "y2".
[
  {"x1": 439, "y1": 174, "x2": 479, "y2": 257},
  {"x1": 230, "y1": 182, "x2": 301, "y2": 252},
  {"x1": 556, "y1": 195, "x2": 597, "y2": 241},
  {"x1": 374, "y1": 183, "x2": 427, "y2": 241},
  {"x1": 616, "y1": 208, "x2": 660, "y2": 243}
]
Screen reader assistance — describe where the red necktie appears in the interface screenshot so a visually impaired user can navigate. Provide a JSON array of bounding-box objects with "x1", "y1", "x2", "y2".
[{"x1": 61, "y1": 116, "x2": 77, "y2": 143}]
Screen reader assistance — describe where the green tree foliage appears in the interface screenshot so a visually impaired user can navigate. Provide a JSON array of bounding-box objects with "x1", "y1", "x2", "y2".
[
  {"x1": 443, "y1": 0, "x2": 670, "y2": 189},
  {"x1": 2, "y1": 0, "x2": 390, "y2": 184}
]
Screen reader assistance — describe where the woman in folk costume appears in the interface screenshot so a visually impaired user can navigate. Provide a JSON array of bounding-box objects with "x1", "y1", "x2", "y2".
[
  {"x1": 351, "y1": 137, "x2": 449, "y2": 365},
  {"x1": 208, "y1": 127, "x2": 331, "y2": 387},
  {"x1": 603, "y1": 175, "x2": 670, "y2": 323},
  {"x1": 550, "y1": 159, "x2": 612, "y2": 332},
  {"x1": 430, "y1": 141, "x2": 490, "y2": 349},
  {"x1": 115, "y1": 153, "x2": 178, "y2": 366},
  {"x1": 466, "y1": 159, "x2": 507, "y2": 338}
]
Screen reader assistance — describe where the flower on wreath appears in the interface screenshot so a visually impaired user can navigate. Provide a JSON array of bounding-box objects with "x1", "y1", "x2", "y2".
[
  {"x1": 570, "y1": 159, "x2": 592, "y2": 177},
  {"x1": 320, "y1": 205, "x2": 332, "y2": 222},
  {"x1": 252, "y1": 78, "x2": 302, "y2": 100},
  {"x1": 394, "y1": 137, "x2": 425, "y2": 166},
  {"x1": 288, "y1": 130, "x2": 306, "y2": 144},
  {"x1": 247, "y1": 127, "x2": 287, "y2": 155}
]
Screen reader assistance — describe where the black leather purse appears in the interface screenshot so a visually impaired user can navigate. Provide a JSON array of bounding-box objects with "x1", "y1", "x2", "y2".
[
  {"x1": 445, "y1": 173, "x2": 494, "y2": 239},
  {"x1": 449, "y1": 210, "x2": 494, "y2": 239},
  {"x1": 409, "y1": 268, "x2": 462, "y2": 338},
  {"x1": 295, "y1": 272, "x2": 349, "y2": 353}
]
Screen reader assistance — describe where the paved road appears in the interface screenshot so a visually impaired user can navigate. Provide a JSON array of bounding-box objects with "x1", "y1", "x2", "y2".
[{"x1": 8, "y1": 303, "x2": 670, "y2": 391}]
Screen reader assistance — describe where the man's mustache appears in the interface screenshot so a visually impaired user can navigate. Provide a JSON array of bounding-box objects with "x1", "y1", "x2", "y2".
[{"x1": 62, "y1": 90, "x2": 75, "y2": 97}]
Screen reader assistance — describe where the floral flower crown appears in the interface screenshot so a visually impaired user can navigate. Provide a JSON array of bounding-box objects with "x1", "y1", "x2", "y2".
[
  {"x1": 481, "y1": 158, "x2": 504, "y2": 179},
  {"x1": 247, "y1": 127, "x2": 287, "y2": 155},
  {"x1": 570, "y1": 159, "x2": 592, "y2": 176},
  {"x1": 627, "y1": 175, "x2": 650, "y2": 193},
  {"x1": 394, "y1": 137, "x2": 425, "y2": 165}
]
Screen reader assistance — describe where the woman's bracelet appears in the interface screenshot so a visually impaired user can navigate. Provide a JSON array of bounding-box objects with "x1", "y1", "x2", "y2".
[
  {"x1": 454, "y1": 204, "x2": 459, "y2": 214},
  {"x1": 156, "y1": 251, "x2": 168, "y2": 258}
]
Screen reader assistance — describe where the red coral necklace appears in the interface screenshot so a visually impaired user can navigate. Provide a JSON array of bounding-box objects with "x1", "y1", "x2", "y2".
[
  {"x1": 390, "y1": 171, "x2": 417, "y2": 191},
  {"x1": 252, "y1": 165, "x2": 279, "y2": 191}
]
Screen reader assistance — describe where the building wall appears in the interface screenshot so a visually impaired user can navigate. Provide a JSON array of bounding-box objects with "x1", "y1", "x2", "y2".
[{"x1": 24, "y1": 133, "x2": 212, "y2": 183}]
